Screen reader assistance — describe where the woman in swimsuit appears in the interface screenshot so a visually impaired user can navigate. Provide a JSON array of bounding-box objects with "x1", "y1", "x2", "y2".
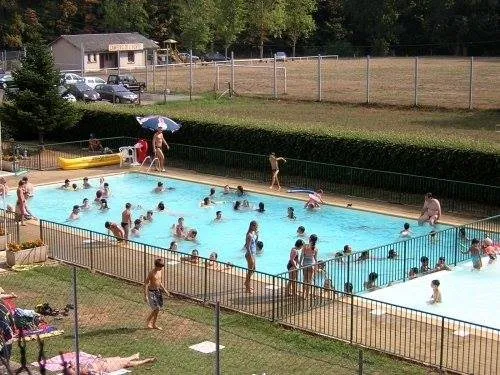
[
  {"x1": 285, "y1": 239, "x2": 304, "y2": 296},
  {"x1": 244, "y1": 220, "x2": 259, "y2": 293},
  {"x1": 300, "y1": 234, "x2": 318, "y2": 299}
]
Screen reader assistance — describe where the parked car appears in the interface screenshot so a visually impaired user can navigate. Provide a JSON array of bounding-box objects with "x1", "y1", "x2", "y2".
[
  {"x1": 60, "y1": 73, "x2": 84, "y2": 85},
  {"x1": 275, "y1": 52, "x2": 287, "y2": 61},
  {"x1": 0, "y1": 74, "x2": 13, "y2": 90},
  {"x1": 82, "y1": 76, "x2": 106, "y2": 89},
  {"x1": 67, "y1": 82, "x2": 100, "y2": 102},
  {"x1": 179, "y1": 52, "x2": 200, "y2": 63},
  {"x1": 57, "y1": 86, "x2": 77, "y2": 102},
  {"x1": 94, "y1": 84, "x2": 138, "y2": 104},
  {"x1": 106, "y1": 74, "x2": 146, "y2": 92},
  {"x1": 203, "y1": 52, "x2": 228, "y2": 62}
]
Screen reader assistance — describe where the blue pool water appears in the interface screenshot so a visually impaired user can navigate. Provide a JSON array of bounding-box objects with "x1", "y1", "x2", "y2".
[{"x1": 10, "y1": 173, "x2": 451, "y2": 275}]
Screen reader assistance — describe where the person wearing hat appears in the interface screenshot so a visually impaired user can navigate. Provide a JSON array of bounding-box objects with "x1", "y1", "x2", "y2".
[{"x1": 144, "y1": 258, "x2": 169, "y2": 330}]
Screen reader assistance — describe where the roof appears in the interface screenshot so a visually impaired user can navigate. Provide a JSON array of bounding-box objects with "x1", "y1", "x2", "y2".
[{"x1": 53, "y1": 33, "x2": 158, "y2": 52}]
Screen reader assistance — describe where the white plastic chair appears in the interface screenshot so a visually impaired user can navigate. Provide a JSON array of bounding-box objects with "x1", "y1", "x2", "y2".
[{"x1": 119, "y1": 146, "x2": 139, "y2": 167}]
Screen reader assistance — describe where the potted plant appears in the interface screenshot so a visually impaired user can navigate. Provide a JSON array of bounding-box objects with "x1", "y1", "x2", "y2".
[
  {"x1": 0, "y1": 227, "x2": 12, "y2": 248},
  {"x1": 6, "y1": 239, "x2": 47, "y2": 267}
]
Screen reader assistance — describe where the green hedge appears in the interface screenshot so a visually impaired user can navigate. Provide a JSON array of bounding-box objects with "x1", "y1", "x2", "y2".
[{"x1": 53, "y1": 105, "x2": 498, "y2": 185}]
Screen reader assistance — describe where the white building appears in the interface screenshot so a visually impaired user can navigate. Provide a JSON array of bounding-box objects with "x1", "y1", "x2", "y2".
[{"x1": 51, "y1": 32, "x2": 158, "y2": 72}]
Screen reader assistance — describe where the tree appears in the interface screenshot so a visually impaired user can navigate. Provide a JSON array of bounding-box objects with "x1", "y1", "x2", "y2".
[
  {"x1": 0, "y1": 39, "x2": 81, "y2": 143},
  {"x1": 212, "y1": 0, "x2": 246, "y2": 58},
  {"x1": 101, "y1": 0, "x2": 149, "y2": 34},
  {"x1": 247, "y1": 0, "x2": 286, "y2": 59},
  {"x1": 176, "y1": 0, "x2": 214, "y2": 52},
  {"x1": 284, "y1": 0, "x2": 316, "y2": 57}
]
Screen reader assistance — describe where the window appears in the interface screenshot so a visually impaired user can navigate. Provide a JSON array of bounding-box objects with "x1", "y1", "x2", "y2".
[
  {"x1": 127, "y1": 51, "x2": 135, "y2": 63},
  {"x1": 87, "y1": 54, "x2": 96, "y2": 63}
]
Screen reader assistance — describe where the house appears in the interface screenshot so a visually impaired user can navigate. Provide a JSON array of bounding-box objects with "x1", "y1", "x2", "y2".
[{"x1": 51, "y1": 32, "x2": 158, "y2": 72}]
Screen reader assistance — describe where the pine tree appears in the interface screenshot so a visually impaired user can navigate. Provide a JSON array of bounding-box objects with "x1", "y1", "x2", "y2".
[{"x1": 0, "y1": 38, "x2": 81, "y2": 143}]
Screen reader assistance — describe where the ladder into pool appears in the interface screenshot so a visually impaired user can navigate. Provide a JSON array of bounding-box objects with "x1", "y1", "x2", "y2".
[{"x1": 139, "y1": 156, "x2": 159, "y2": 172}]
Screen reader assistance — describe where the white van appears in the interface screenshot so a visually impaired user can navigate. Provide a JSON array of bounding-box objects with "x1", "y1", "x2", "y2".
[{"x1": 82, "y1": 76, "x2": 106, "y2": 89}]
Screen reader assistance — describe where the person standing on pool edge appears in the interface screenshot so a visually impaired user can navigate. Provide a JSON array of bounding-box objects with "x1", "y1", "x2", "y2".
[
  {"x1": 144, "y1": 258, "x2": 169, "y2": 330},
  {"x1": 269, "y1": 152, "x2": 286, "y2": 190},
  {"x1": 244, "y1": 220, "x2": 259, "y2": 293},
  {"x1": 152, "y1": 126, "x2": 170, "y2": 172},
  {"x1": 121, "y1": 203, "x2": 132, "y2": 241}
]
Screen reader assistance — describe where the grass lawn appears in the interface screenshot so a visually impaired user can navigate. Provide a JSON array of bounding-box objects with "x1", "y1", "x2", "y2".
[
  {"x1": 0, "y1": 265, "x2": 435, "y2": 375},
  {"x1": 85, "y1": 97, "x2": 500, "y2": 152}
]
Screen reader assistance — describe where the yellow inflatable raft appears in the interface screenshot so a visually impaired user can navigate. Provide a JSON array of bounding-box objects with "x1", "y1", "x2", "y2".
[{"x1": 58, "y1": 153, "x2": 122, "y2": 170}]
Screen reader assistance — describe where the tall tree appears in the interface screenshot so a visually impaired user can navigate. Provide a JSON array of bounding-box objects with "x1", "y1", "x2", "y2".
[
  {"x1": 247, "y1": 0, "x2": 286, "y2": 59},
  {"x1": 212, "y1": 0, "x2": 246, "y2": 58},
  {"x1": 0, "y1": 39, "x2": 81, "y2": 143},
  {"x1": 101, "y1": 0, "x2": 149, "y2": 34},
  {"x1": 284, "y1": 0, "x2": 316, "y2": 57},
  {"x1": 176, "y1": 0, "x2": 214, "y2": 52}
]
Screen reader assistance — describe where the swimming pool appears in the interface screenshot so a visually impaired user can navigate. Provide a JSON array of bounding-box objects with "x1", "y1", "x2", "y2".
[
  {"x1": 10, "y1": 173, "x2": 451, "y2": 275},
  {"x1": 366, "y1": 256, "x2": 500, "y2": 330}
]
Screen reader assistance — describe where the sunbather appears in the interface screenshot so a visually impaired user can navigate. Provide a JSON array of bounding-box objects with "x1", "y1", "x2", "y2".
[{"x1": 66, "y1": 353, "x2": 155, "y2": 374}]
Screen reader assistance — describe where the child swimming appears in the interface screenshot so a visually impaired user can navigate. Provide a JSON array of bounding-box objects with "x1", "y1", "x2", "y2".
[
  {"x1": 68, "y1": 205, "x2": 80, "y2": 221},
  {"x1": 400, "y1": 222, "x2": 412, "y2": 237},
  {"x1": 80, "y1": 198, "x2": 91, "y2": 210},
  {"x1": 131, "y1": 219, "x2": 142, "y2": 237}
]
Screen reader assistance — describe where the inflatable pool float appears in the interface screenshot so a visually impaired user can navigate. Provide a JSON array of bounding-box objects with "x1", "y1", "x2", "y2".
[
  {"x1": 287, "y1": 189, "x2": 315, "y2": 194},
  {"x1": 58, "y1": 153, "x2": 122, "y2": 170}
]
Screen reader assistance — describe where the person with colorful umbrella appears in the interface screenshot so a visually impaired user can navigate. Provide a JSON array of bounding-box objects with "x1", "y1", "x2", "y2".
[{"x1": 152, "y1": 125, "x2": 170, "y2": 172}]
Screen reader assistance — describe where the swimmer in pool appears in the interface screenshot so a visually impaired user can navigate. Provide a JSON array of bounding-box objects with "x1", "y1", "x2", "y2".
[
  {"x1": 387, "y1": 249, "x2": 398, "y2": 259},
  {"x1": 400, "y1": 222, "x2": 412, "y2": 237},
  {"x1": 214, "y1": 211, "x2": 223, "y2": 222},
  {"x1": 256, "y1": 240, "x2": 264, "y2": 254},
  {"x1": 297, "y1": 226, "x2": 306, "y2": 237},
  {"x1": 157, "y1": 201, "x2": 165, "y2": 212},
  {"x1": 200, "y1": 197, "x2": 213, "y2": 208},
  {"x1": 256, "y1": 202, "x2": 265, "y2": 213},
  {"x1": 180, "y1": 249, "x2": 199, "y2": 264},
  {"x1": 94, "y1": 190, "x2": 103, "y2": 203},
  {"x1": 435, "y1": 256, "x2": 451, "y2": 271},
  {"x1": 429, "y1": 230, "x2": 438, "y2": 243},
  {"x1": 185, "y1": 229, "x2": 198, "y2": 241},
  {"x1": 68, "y1": 205, "x2": 80, "y2": 221},
  {"x1": 209, "y1": 188, "x2": 216, "y2": 200},
  {"x1": 304, "y1": 189, "x2": 324, "y2": 209},
  {"x1": 61, "y1": 179, "x2": 71, "y2": 189},
  {"x1": 83, "y1": 177, "x2": 91, "y2": 189},
  {"x1": 364, "y1": 272, "x2": 378, "y2": 291},
  {"x1": 427, "y1": 279, "x2": 442, "y2": 304},
  {"x1": 154, "y1": 181, "x2": 165, "y2": 193},
  {"x1": 464, "y1": 238, "x2": 482, "y2": 270},
  {"x1": 420, "y1": 256, "x2": 430, "y2": 273},
  {"x1": 408, "y1": 267, "x2": 419, "y2": 279},
  {"x1": 343, "y1": 244, "x2": 352, "y2": 255},
  {"x1": 71, "y1": 183, "x2": 78, "y2": 191},
  {"x1": 236, "y1": 185, "x2": 245, "y2": 197},
  {"x1": 131, "y1": 219, "x2": 142, "y2": 237},
  {"x1": 334, "y1": 252, "x2": 344, "y2": 263},
  {"x1": 175, "y1": 217, "x2": 186, "y2": 237},
  {"x1": 287, "y1": 207, "x2": 296, "y2": 220},
  {"x1": 168, "y1": 241, "x2": 178, "y2": 252},
  {"x1": 144, "y1": 210, "x2": 154, "y2": 222},
  {"x1": 242, "y1": 200, "x2": 251, "y2": 209},
  {"x1": 80, "y1": 198, "x2": 91, "y2": 210},
  {"x1": 233, "y1": 201, "x2": 242, "y2": 211},
  {"x1": 99, "y1": 199, "x2": 109, "y2": 211},
  {"x1": 101, "y1": 182, "x2": 111, "y2": 198},
  {"x1": 223, "y1": 185, "x2": 231, "y2": 195}
]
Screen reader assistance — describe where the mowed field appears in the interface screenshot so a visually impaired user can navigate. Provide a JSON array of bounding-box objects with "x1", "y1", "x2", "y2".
[{"x1": 100, "y1": 57, "x2": 500, "y2": 109}]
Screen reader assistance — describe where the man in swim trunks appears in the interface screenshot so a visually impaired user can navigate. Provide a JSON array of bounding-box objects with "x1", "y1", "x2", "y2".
[
  {"x1": 15, "y1": 180, "x2": 27, "y2": 226},
  {"x1": 104, "y1": 221, "x2": 125, "y2": 242},
  {"x1": 269, "y1": 152, "x2": 286, "y2": 190},
  {"x1": 418, "y1": 193, "x2": 441, "y2": 226},
  {"x1": 121, "y1": 203, "x2": 132, "y2": 240},
  {"x1": 144, "y1": 258, "x2": 169, "y2": 330},
  {"x1": 152, "y1": 126, "x2": 170, "y2": 172},
  {"x1": 466, "y1": 238, "x2": 482, "y2": 270}
]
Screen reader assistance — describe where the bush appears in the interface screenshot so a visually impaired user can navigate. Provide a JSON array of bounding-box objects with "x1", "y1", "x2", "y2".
[{"x1": 54, "y1": 105, "x2": 499, "y2": 185}]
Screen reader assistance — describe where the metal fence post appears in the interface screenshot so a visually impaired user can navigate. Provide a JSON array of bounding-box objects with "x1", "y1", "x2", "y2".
[
  {"x1": 143, "y1": 244, "x2": 148, "y2": 282},
  {"x1": 230, "y1": 51, "x2": 235, "y2": 96},
  {"x1": 271, "y1": 275, "x2": 276, "y2": 322},
  {"x1": 215, "y1": 301, "x2": 221, "y2": 375},
  {"x1": 203, "y1": 259, "x2": 208, "y2": 302},
  {"x1": 403, "y1": 240, "x2": 407, "y2": 281},
  {"x1": 317, "y1": 55, "x2": 322, "y2": 101},
  {"x1": 37, "y1": 145, "x2": 42, "y2": 170},
  {"x1": 72, "y1": 266, "x2": 81, "y2": 375},
  {"x1": 39, "y1": 219, "x2": 43, "y2": 243},
  {"x1": 273, "y1": 54, "x2": 277, "y2": 99},
  {"x1": 89, "y1": 231, "x2": 93, "y2": 271},
  {"x1": 189, "y1": 49, "x2": 193, "y2": 101},
  {"x1": 453, "y1": 227, "x2": 459, "y2": 266},
  {"x1": 366, "y1": 55, "x2": 370, "y2": 103},
  {"x1": 468, "y1": 56, "x2": 474, "y2": 110},
  {"x1": 215, "y1": 64, "x2": 220, "y2": 91},
  {"x1": 152, "y1": 50, "x2": 157, "y2": 93},
  {"x1": 414, "y1": 56, "x2": 419, "y2": 106},
  {"x1": 439, "y1": 315, "x2": 445, "y2": 371},
  {"x1": 349, "y1": 289, "x2": 354, "y2": 344},
  {"x1": 283, "y1": 67, "x2": 287, "y2": 94}
]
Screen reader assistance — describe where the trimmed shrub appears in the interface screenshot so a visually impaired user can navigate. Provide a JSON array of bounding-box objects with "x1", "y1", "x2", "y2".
[{"x1": 50, "y1": 106, "x2": 499, "y2": 185}]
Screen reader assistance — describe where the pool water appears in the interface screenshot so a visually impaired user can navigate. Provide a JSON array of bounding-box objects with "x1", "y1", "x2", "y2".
[
  {"x1": 366, "y1": 256, "x2": 500, "y2": 329},
  {"x1": 10, "y1": 173, "x2": 450, "y2": 275}
]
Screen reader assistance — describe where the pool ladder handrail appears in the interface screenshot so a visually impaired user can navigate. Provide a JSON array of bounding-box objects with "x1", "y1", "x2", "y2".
[{"x1": 139, "y1": 156, "x2": 159, "y2": 173}]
